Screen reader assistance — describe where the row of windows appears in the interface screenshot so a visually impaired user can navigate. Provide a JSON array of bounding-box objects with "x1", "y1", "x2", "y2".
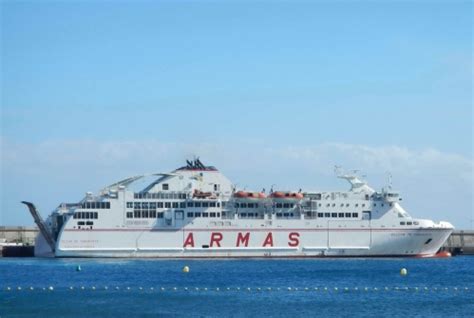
[
  {"x1": 77, "y1": 221, "x2": 94, "y2": 226},
  {"x1": 126, "y1": 201, "x2": 221, "y2": 209},
  {"x1": 187, "y1": 212, "x2": 221, "y2": 218},
  {"x1": 276, "y1": 213, "x2": 295, "y2": 218},
  {"x1": 74, "y1": 212, "x2": 98, "y2": 219},
  {"x1": 188, "y1": 201, "x2": 221, "y2": 208},
  {"x1": 400, "y1": 221, "x2": 419, "y2": 226},
  {"x1": 81, "y1": 202, "x2": 110, "y2": 209},
  {"x1": 127, "y1": 211, "x2": 164, "y2": 219},
  {"x1": 318, "y1": 212, "x2": 359, "y2": 218},
  {"x1": 134, "y1": 192, "x2": 187, "y2": 199},
  {"x1": 239, "y1": 213, "x2": 261, "y2": 218}
]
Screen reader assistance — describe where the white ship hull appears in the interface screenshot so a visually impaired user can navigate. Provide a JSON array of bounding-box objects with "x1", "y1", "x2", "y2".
[{"x1": 46, "y1": 224, "x2": 452, "y2": 258}]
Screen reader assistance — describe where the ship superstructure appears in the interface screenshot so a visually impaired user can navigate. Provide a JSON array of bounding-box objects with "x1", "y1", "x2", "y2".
[{"x1": 24, "y1": 159, "x2": 454, "y2": 258}]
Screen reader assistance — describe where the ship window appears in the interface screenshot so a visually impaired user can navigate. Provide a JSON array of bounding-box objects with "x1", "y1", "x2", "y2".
[
  {"x1": 217, "y1": 202, "x2": 221, "y2": 208},
  {"x1": 172, "y1": 202, "x2": 178, "y2": 208},
  {"x1": 346, "y1": 204, "x2": 349, "y2": 207},
  {"x1": 86, "y1": 221, "x2": 93, "y2": 225},
  {"x1": 127, "y1": 202, "x2": 133, "y2": 208},
  {"x1": 374, "y1": 203, "x2": 377, "y2": 207},
  {"x1": 210, "y1": 212, "x2": 216, "y2": 218},
  {"x1": 283, "y1": 213, "x2": 289, "y2": 217},
  {"x1": 85, "y1": 202, "x2": 91, "y2": 209},
  {"x1": 134, "y1": 202, "x2": 140, "y2": 209},
  {"x1": 73, "y1": 213, "x2": 78, "y2": 219},
  {"x1": 180, "y1": 202, "x2": 186, "y2": 209},
  {"x1": 85, "y1": 212, "x2": 90, "y2": 219},
  {"x1": 187, "y1": 202, "x2": 193, "y2": 207},
  {"x1": 165, "y1": 202, "x2": 171, "y2": 208},
  {"x1": 340, "y1": 204, "x2": 344, "y2": 207},
  {"x1": 355, "y1": 204, "x2": 359, "y2": 207},
  {"x1": 282, "y1": 203, "x2": 289, "y2": 208},
  {"x1": 94, "y1": 212, "x2": 98, "y2": 219},
  {"x1": 210, "y1": 202, "x2": 216, "y2": 207},
  {"x1": 331, "y1": 213, "x2": 337, "y2": 218},
  {"x1": 400, "y1": 222, "x2": 405, "y2": 225},
  {"x1": 151, "y1": 211, "x2": 157, "y2": 218},
  {"x1": 345, "y1": 213, "x2": 351, "y2": 218},
  {"x1": 202, "y1": 212, "x2": 209, "y2": 218},
  {"x1": 325, "y1": 213, "x2": 330, "y2": 217},
  {"x1": 150, "y1": 202, "x2": 157, "y2": 209},
  {"x1": 142, "y1": 211, "x2": 148, "y2": 218},
  {"x1": 362, "y1": 204, "x2": 366, "y2": 207},
  {"x1": 332, "y1": 204, "x2": 336, "y2": 207},
  {"x1": 235, "y1": 203, "x2": 239, "y2": 208},
  {"x1": 187, "y1": 212, "x2": 193, "y2": 218},
  {"x1": 319, "y1": 203, "x2": 322, "y2": 207},
  {"x1": 195, "y1": 202, "x2": 202, "y2": 208},
  {"x1": 156, "y1": 202, "x2": 163, "y2": 208},
  {"x1": 407, "y1": 222, "x2": 412, "y2": 225},
  {"x1": 381, "y1": 204, "x2": 384, "y2": 207},
  {"x1": 414, "y1": 221, "x2": 419, "y2": 225},
  {"x1": 248, "y1": 203, "x2": 255, "y2": 208},
  {"x1": 142, "y1": 202, "x2": 149, "y2": 209},
  {"x1": 318, "y1": 213, "x2": 323, "y2": 218},
  {"x1": 126, "y1": 212, "x2": 133, "y2": 218},
  {"x1": 276, "y1": 203, "x2": 283, "y2": 208},
  {"x1": 99, "y1": 202, "x2": 104, "y2": 209},
  {"x1": 195, "y1": 212, "x2": 201, "y2": 217},
  {"x1": 338, "y1": 213, "x2": 344, "y2": 218},
  {"x1": 162, "y1": 184, "x2": 169, "y2": 190},
  {"x1": 134, "y1": 211, "x2": 140, "y2": 218},
  {"x1": 217, "y1": 213, "x2": 221, "y2": 217},
  {"x1": 203, "y1": 202, "x2": 209, "y2": 208},
  {"x1": 78, "y1": 221, "x2": 85, "y2": 225},
  {"x1": 241, "y1": 203, "x2": 247, "y2": 208}
]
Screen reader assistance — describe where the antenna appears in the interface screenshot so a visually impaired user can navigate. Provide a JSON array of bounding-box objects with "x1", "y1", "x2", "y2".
[
  {"x1": 334, "y1": 165, "x2": 343, "y2": 176},
  {"x1": 387, "y1": 172, "x2": 393, "y2": 189}
]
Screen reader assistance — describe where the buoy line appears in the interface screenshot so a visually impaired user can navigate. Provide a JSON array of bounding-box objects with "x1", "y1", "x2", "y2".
[{"x1": 3, "y1": 286, "x2": 470, "y2": 293}]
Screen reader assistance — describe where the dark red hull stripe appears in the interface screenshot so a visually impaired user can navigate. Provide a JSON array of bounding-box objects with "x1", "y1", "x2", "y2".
[{"x1": 64, "y1": 228, "x2": 449, "y2": 232}]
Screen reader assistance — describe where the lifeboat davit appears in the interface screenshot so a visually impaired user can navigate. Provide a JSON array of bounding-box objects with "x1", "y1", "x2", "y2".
[{"x1": 270, "y1": 192, "x2": 304, "y2": 200}]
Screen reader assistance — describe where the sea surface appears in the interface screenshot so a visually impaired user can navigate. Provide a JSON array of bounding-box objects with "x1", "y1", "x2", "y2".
[{"x1": 1, "y1": 257, "x2": 473, "y2": 317}]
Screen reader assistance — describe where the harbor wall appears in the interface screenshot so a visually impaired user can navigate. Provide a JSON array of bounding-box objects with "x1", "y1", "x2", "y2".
[{"x1": 1, "y1": 226, "x2": 473, "y2": 256}]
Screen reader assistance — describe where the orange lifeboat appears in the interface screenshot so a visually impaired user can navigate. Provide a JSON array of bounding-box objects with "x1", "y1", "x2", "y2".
[
  {"x1": 234, "y1": 191, "x2": 249, "y2": 198},
  {"x1": 234, "y1": 191, "x2": 267, "y2": 199},
  {"x1": 270, "y1": 192, "x2": 304, "y2": 200},
  {"x1": 193, "y1": 189, "x2": 212, "y2": 198}
]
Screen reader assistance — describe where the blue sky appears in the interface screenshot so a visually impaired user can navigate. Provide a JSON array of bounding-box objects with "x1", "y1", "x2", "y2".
[{"x1": 1, "y1": 1, "x2": 472, "y2": 228}]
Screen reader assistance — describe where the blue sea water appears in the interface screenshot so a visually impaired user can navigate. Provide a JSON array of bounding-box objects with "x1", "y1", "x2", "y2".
[{"x1": 1, "y1": 257, "x2": 473, "y2": 317}]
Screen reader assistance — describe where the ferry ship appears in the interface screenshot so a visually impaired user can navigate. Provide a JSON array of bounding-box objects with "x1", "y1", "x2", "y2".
[{"x1": 24, "y1": 159, "x2": 454, "y2": 258}]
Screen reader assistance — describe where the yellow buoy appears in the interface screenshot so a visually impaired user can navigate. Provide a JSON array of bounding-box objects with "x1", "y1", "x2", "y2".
[
  {"x1": 183, "y1": 266, "x2": 190, "y2": 273},
  {"x1": 400, "y1": 268, "x2": 408, "y2": 276}
]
